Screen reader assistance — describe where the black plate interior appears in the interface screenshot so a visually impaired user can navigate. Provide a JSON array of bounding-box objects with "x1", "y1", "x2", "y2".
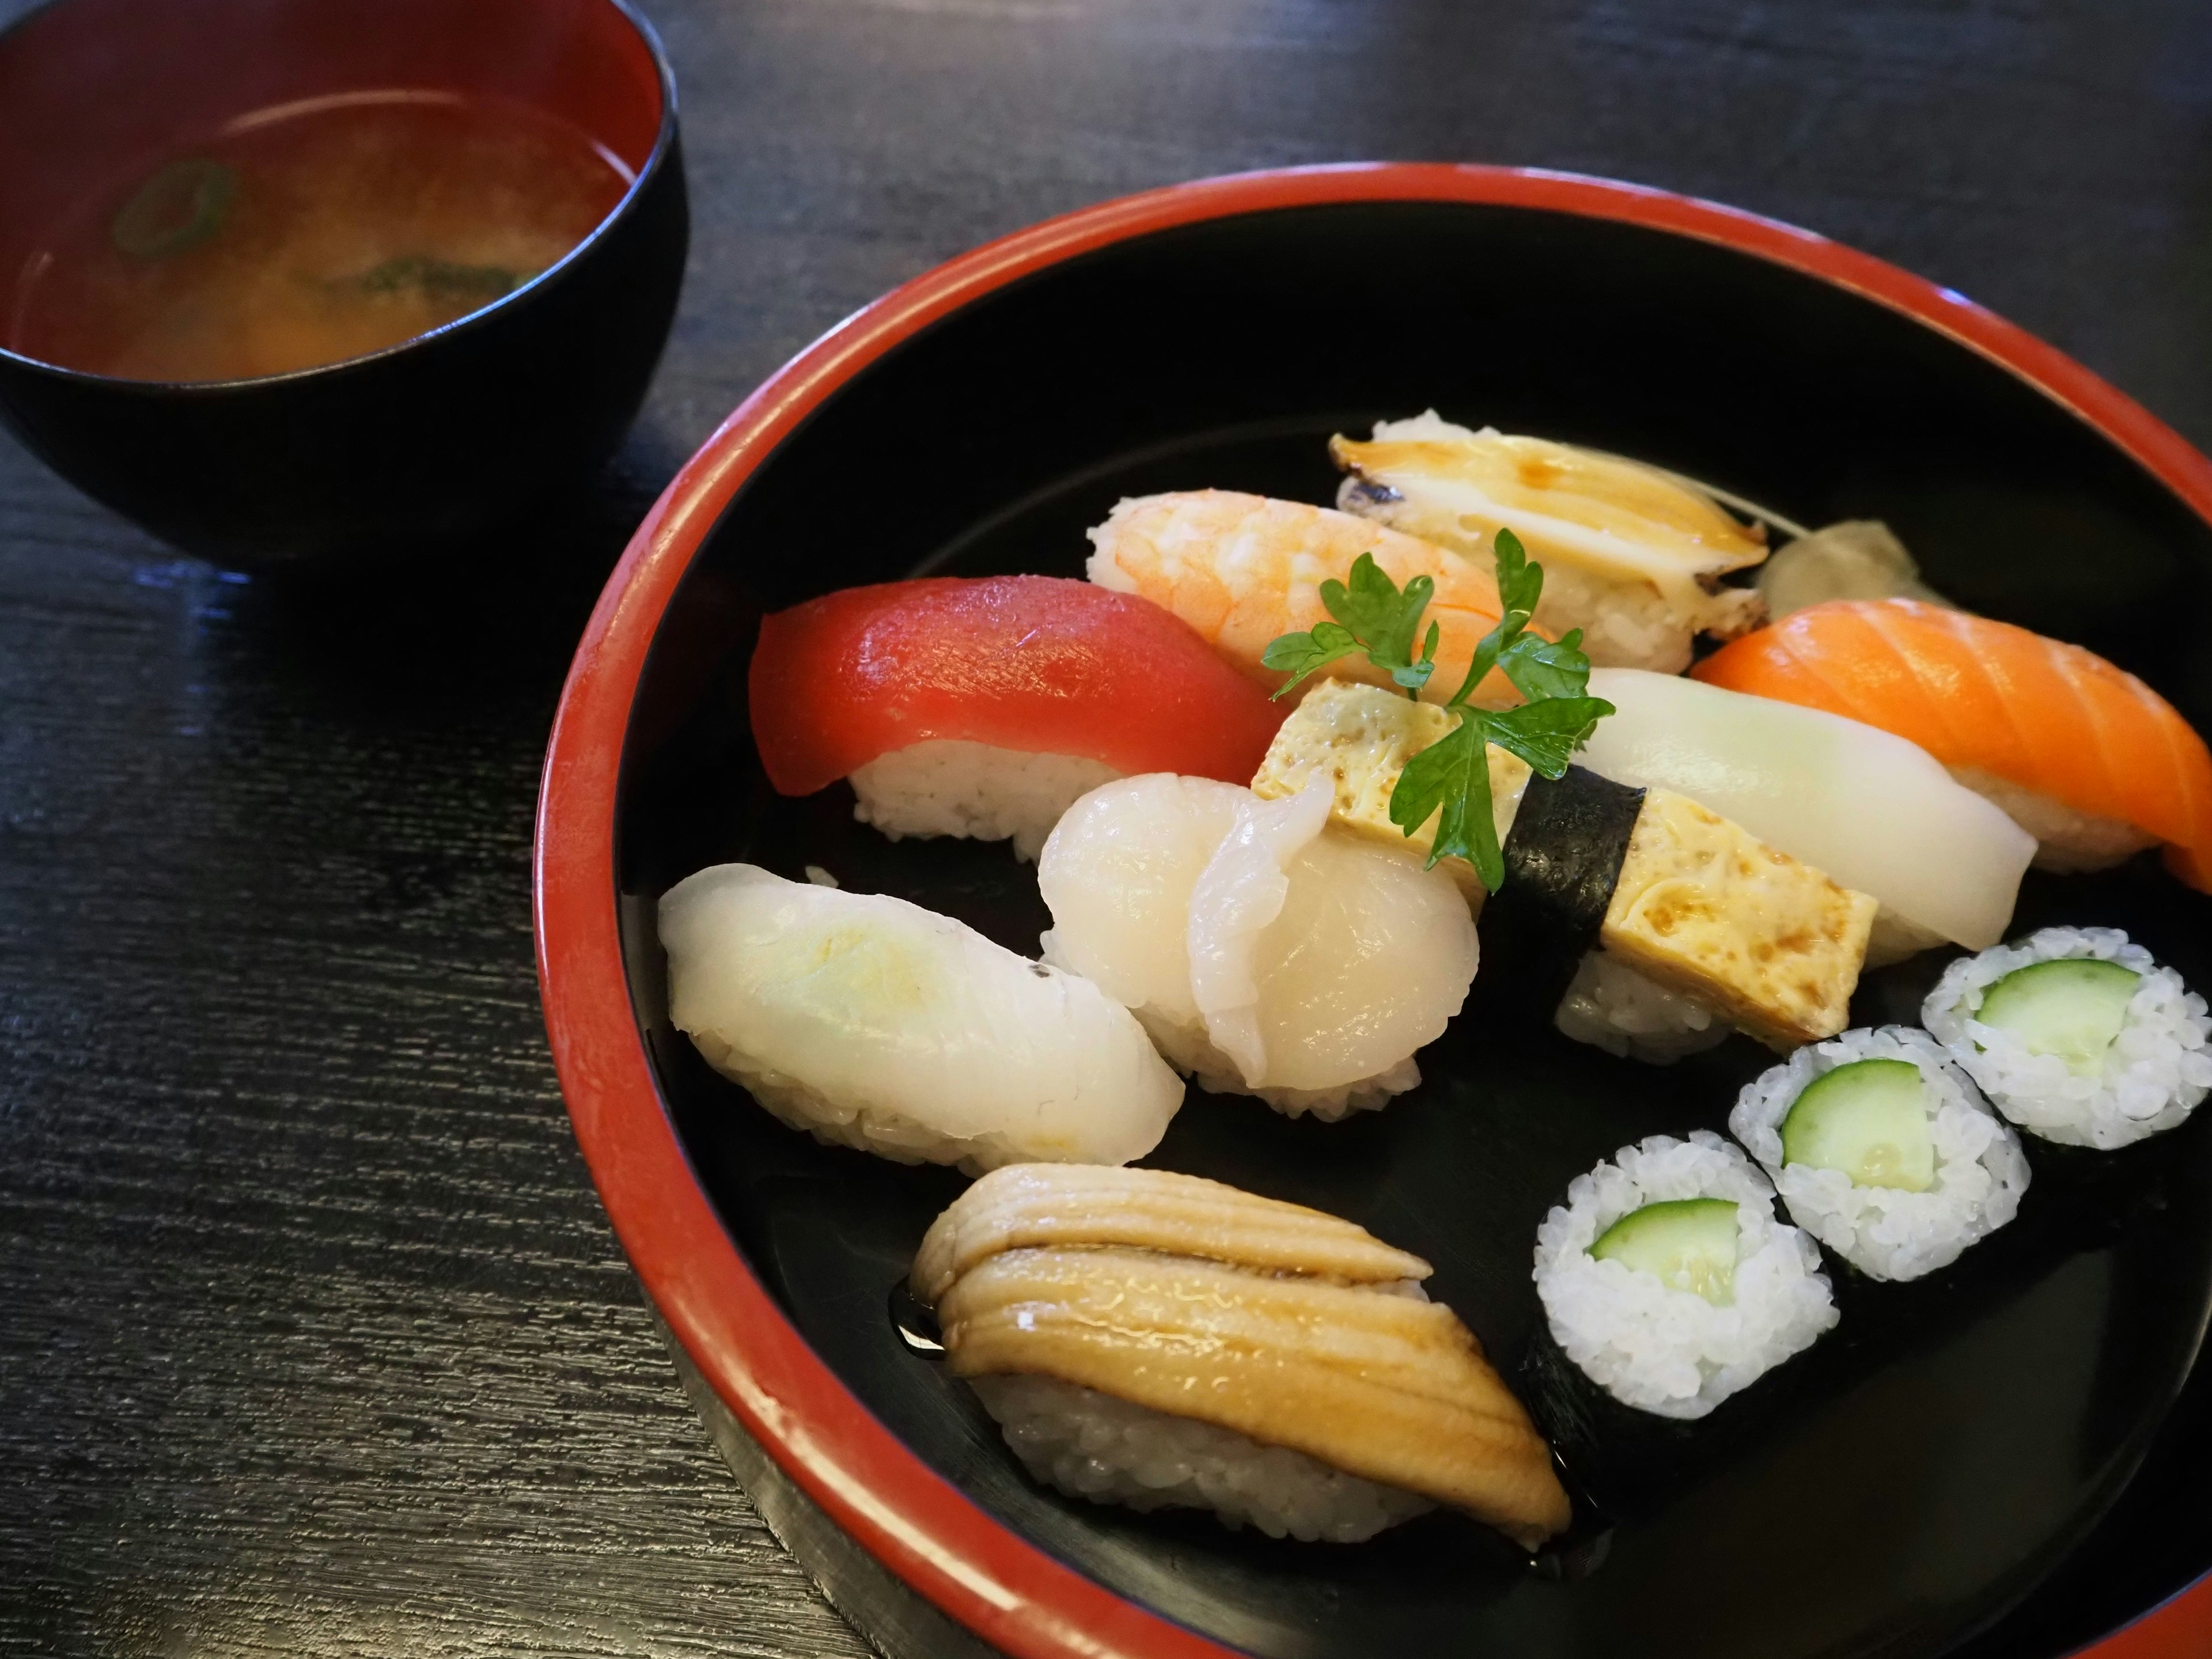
[{"x1": 611, "y1": 201, "x2": 2212, "y2": 1659}]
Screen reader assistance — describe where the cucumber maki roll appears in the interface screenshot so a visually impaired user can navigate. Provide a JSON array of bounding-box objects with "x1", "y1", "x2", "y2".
[
  {"x1": 1729, "y1": 1028, "x2": 2029, "y2": 1281},
  {"x1": 1532, "y1": 1131, "x2": 1838, "y2": 1419},
  {"x1": 1922, "y1": 927, "x2": 2211, "y2": 1150}
]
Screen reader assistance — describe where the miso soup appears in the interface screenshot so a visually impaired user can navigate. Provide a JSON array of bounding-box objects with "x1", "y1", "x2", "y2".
[{"x1": 6, "y1": 92, "x2": 631, "y2": 382}]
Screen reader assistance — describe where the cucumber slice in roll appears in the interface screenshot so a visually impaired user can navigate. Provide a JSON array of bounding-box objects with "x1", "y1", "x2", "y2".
[
  {"x1": 1976, "y1": 957, "x2": 2140, "y2": 1074},
  {"x1": 1589, "y1": 1198, "x2": 1741, "y2": 1305},
  {"x1": 1780, "y1": 1057, "x2": 1936, "y2": 1191}
]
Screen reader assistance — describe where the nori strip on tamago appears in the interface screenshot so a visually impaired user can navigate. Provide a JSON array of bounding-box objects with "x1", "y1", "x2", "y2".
[{"x1": 1480, "y1": 765, "x2": 1646, "y2": 1018}]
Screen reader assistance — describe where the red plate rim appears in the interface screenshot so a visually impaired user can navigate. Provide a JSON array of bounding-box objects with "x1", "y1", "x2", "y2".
[{"x1": 533, "y1": 161, "x2": 2212, "y2": 1659}]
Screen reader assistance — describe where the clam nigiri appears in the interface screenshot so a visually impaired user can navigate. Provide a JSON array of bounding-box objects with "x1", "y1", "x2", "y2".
[
  {"x1": 1084, "y1": 489, "x2": 1525, "y2": 708},
  {"x1": 1692, "y1": 599, "x2": 2212, "y2": 892},
  {"x1": 1331, "y1": 414, "x2": 1768, "y2": 672},
  {"x1": 749, "y1": 575, "x2": 1285, "y2": 859}
]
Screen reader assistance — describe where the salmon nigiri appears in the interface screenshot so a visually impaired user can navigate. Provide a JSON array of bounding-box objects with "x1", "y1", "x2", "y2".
[
  {"x1": 1085, "y1": 490, "x2": 1526, "y2": 708},
  {"x1": 1692, "y1": 599, "x2": 2212, "y2": 893},
  {"x1": 749, "y1": 575, "x2": 1286, "y2": 859}
]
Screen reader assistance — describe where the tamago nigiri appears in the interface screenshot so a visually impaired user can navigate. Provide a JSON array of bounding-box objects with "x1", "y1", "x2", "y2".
[
  {"x1": 750, "y1": 575, "x2": 1285, "y2": 859},
  {"x1": 1693, "y1": 599, "x2": 2212, "y2": 891}
]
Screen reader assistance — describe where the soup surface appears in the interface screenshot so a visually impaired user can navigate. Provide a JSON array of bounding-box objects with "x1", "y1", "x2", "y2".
[{"x1": 6, "y1": 92, "x2": 631, "y2": 382}]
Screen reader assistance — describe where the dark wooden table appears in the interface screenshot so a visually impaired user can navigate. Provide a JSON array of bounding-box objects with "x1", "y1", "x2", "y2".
[{"x1": 7, "y1": 2, "x2": 2212, "y2": 1653}]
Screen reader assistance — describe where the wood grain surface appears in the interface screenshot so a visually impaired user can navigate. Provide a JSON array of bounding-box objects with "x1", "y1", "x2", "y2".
[{"x1": 5, "y1": 2, "x2": 2212, "y2": 1654}]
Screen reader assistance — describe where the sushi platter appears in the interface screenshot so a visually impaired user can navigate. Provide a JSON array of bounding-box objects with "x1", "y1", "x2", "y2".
[{"x1": 537, "y1": 165, "x2": 2212, "y2": 1659}]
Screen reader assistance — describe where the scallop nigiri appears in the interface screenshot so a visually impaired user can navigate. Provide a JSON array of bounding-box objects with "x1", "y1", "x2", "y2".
[
  {"x1": 749, "y1": 575, "x2": 1285, "y2": 859},
  {"x1": 1037, "y1": 774, "x2": 1478, "y2": 1118},
  {"x1": 1692, "y1": 600, "x2": 2212, "y2": 892},
  {"x1": 1331, "y1": 414, "x2": 1769, "y2": 672},
  {"x1": 1577, "y1": 668, "x2": 2035, "y2": 963},
  {"x1": 1084, "y1": 490, "x2": 1524, "y2": 708}
]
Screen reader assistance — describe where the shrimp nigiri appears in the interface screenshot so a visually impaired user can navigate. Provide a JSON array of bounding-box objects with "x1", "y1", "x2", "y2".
[
  {"x1": 749, "y1": 575, "x2": 1285, "y2": 859},
  {"x1": 1085, "y1": 490, "x2": 1524, "y2": 708},
  {"x1": 1692, "y1": 600, "x2": 2212, "y2": 893}
]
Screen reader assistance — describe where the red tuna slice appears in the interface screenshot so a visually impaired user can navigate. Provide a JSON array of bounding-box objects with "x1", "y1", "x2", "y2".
[{"x1": 749, "y1": 575, "x2": 1289, "y2": 797}]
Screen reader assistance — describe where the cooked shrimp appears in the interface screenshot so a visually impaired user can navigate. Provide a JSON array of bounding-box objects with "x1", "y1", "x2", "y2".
[{"x1": 1085, "y1": 490, "x2": 1522, "y2": 708}]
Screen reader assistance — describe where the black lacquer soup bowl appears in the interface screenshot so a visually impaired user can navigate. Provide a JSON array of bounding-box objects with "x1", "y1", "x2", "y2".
[{"x1": 0, "y1": 0, "x2": 685, "y2": 567}]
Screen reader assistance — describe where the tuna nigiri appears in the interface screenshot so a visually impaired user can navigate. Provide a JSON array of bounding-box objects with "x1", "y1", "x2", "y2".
[
  {"x1": 749, "y1": 575, "x2": 1285, "y2": 860},
  {"x1": 1085, "y1": 490, "x2": 1524, "y2": 709},
  {"x1": 1692, "y1": 600, "x2": 2212, "y2": 893}
]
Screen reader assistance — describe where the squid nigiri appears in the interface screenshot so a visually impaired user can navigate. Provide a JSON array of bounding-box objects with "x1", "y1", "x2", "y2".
[
  {"x1": 1692, "y1": 600, "x2": 2212, "y2": 892},
  {"x1": 1577, "y1": 668, "x2": 2035, "y2": 963},
  {"x1": 1084, "y1": 490, "x2": 1524, "y2": 708},
  {"x1": 659, "y1": 863, "x2": 1181, "y2": 1171},
  {"x1": 749, "y1": 575, "x2": 1285, "y2": 860},
  {"x1": 1331, "y1": 414, "x2": 1769, "y2": 672}
]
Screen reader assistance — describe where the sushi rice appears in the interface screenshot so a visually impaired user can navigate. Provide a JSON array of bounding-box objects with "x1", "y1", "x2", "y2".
[
  {"x1": 1946, "y1": 767, "x2": 2157, "y2": 875},
  {"x1": 1533, "y1": 1131, "x2": 1838, "y2": 1419},
  {"x1": 849, "y1": 738, "x2": 1120, "y2": 861},
  {"x1": 1923, "y1": 926, "x2": 2212, "y2": 1150},
  {"x1": 1729, "y1": 1027, "x2": 2029, "y2": 1281},
  {"x1": 1554, "y1": 949, "x2": 1732, "y2": 1065},
  {"x1": 970, "y1": 1372, "x2": 1436, "y2": 1544}
]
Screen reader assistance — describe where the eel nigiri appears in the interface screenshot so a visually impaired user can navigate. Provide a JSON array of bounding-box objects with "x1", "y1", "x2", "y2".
[
  {"x1": 1691, "y1": 599, "x2": 2212, "y2": 892},
  {"x1": 1577, "y1": 668, "x2": 2036, "y2": 963},
  {"x1": 1331, "y1": 414, "x2": 1768, "y2": 672},
  {"x1": 658, "y1": 864, "x2": 1181, "y2": 1171},
  {"x1": 917, "y1": 1164, "x2": 1571, "y2": 1547},
  {"x1": 749, "y1": 575, "x2": 1285, "y2": 859},
  {"x1": 1084, "y1": 489, "x2": 1524, "y2": 708}
]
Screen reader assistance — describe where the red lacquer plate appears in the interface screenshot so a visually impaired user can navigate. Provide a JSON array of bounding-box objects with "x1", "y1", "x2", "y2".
[{"x1": 536, "y1": 164, "x2": 2212, "y2": 1659}]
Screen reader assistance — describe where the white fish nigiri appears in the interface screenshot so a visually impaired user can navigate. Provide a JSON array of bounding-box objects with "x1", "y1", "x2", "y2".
[
  {"x1": 1038, "y1": 775, "x2": 1478, "y2": 1118},
  {"x1": 1576, "y1": 669, "x2": 2034, "y2": 961},
  {"x1": 659, "y1": 863, "x2": 1181, "y2": 1172}
]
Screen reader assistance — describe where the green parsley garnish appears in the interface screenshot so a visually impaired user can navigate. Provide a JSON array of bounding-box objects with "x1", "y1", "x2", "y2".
[{"x1": 1258, "y1": 528, "x2": 1614, "y2": 893}]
